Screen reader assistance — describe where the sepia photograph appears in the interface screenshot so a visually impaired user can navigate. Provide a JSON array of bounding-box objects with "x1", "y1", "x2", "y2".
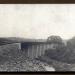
[{"x1": 0, "y1": 4, "x2": 75, "y2": 72}]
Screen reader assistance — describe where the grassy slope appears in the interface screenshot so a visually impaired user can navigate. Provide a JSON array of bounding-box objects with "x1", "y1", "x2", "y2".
[{"x1": 39, "y1": 55, "x2": 75, "y2": 71}]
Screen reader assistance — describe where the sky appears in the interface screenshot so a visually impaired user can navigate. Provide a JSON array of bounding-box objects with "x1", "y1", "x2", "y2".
[{"x1": 0, "y1": 4, "x2": 75, "y2": 39}]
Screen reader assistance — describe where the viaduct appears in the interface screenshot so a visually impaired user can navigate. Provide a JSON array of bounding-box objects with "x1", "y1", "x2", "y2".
[
  {"x1": 0, "y1": 39, "x2": 63, "y2": 59},
  {"x1": 21, "y1": 41, "x2": 57, "y2": 59}
]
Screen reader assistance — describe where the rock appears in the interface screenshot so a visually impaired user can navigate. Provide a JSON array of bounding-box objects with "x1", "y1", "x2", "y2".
[{"x1": 43, "y1": 66, "x2": 55, "y2": 71}]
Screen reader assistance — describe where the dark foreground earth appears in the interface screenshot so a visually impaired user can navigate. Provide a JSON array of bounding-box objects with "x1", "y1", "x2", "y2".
[
  {"x1": 0, "y1": 51, "x2": 55, "y2": 72},
  {"x1": 0, "y1": 51, "x2": 75, "y2": 72}
]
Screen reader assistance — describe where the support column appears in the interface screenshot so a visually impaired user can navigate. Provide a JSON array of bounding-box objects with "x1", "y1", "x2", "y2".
[
  {"x1": 44, "y1": 44, "x2": 48, "y2": 54},
  {"x1": 18, "y1": 43, "x2": 21, "y2": 50},
  {"x1": 44, "y1": 44, "x2": 46, "y2": 51},
  {"x1": 36, "y1": 45, "x2": 39, "y2": 58},
  {"x1": 38, "y1": 45, "x2": 40, "y2": 56},
  {"x1": 42, "y1": 44, "x2": 45, "y2": 55},
  {"x1": 42, "y1": 44, "x2": 44, "y2": 55},
  {"x1": 36, "y1": 45, "x2": 38, "y2": 58},
  {"x1": 48, "y1": 44, "x2": 50, "y2": 49},
  {"x1": 32, "y1": 45, "x2": 36, "y2": 59},
  {"x1": 47, "y1": 44, "x2": 49, "y2": 50},
  {"x1": 39, "y1": 44, "x2": 42, "y2": 56},
  {"x1": 46, "y1": 44, "x2": 48, "y2": 50},
  {"x1": 28, "y1": 46, "x2": 33, "y2": 59},
  {"x1": 27, "y1": 46, "x2": 30, "y2": 57},
  {"x1": 49, "y1": 44, "x2": 51, "y2": 49},
  {"x1": 40, "y1": 44, "x2": 43, "y2": 56},
  {"x1": 43, "y1": 44, "x2": 46, "y2": 55},
  {"x1": 31, "y1": 45, "x2": 34, "y2": 59},
  {"x1": 28, "y1": 46, "x2": 31, "y2": 58}
]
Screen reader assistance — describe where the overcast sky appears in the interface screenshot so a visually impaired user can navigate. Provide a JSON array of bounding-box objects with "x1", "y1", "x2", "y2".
[{"x1": 0, "y1": 4, "x2": 75, "y2": 39}]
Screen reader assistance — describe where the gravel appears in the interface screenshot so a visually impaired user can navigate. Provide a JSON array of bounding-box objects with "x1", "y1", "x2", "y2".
[{"x1": 0, "y1": 51, "x2": 53, "y2": 72}]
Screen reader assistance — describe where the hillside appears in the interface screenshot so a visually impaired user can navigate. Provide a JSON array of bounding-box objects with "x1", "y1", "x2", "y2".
[
  {"x1": 39, "y1": 56, "x2": 75, "y2": 71},
  {"x1": 0, "y1": 49, "x2": 55, "y2": 71}
]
